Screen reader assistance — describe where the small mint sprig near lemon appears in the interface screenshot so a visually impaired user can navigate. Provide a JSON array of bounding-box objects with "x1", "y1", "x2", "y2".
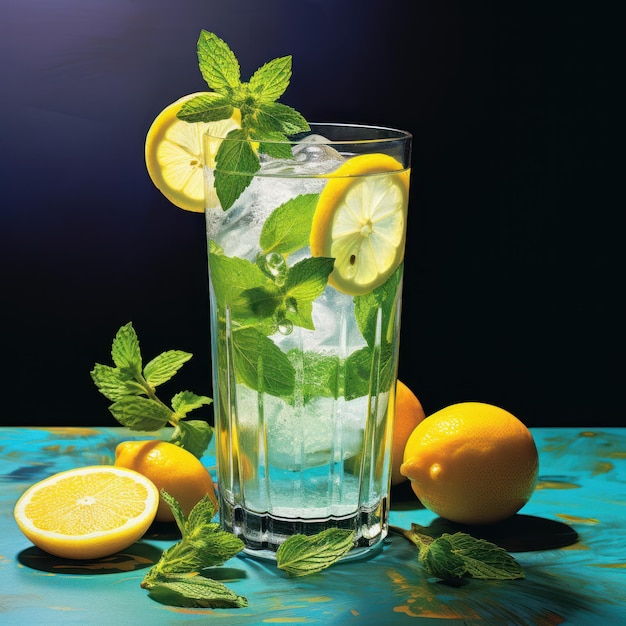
[
  {"x1": 90, "y1": 322, "x2": 213, "y2": 458},
  {"x1": 141, "y1": 492, "x2": 247, "y2": 608},
  {"x1": 177, "y1": 30, "x2": 310, "y2": 210}
]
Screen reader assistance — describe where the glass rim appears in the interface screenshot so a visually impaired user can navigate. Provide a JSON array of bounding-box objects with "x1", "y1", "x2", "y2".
[{"x1": 204, "y1": 121, "x2": 412, "y2": 145}]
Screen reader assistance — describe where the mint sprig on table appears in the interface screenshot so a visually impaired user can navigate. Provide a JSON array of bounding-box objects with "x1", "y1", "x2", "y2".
[
  {"x1": 177, "y1": 30, "x2": 310, "y2": 210},
  {"x1": 391, "y1": 524, "x2": 525, "y2": 584},
  {"x1": 90, "y1": 322, "x2": 213, "y2": 458},
  {"x1": 141, "y1": 492, "x2": 247, "y2": 608},
  {"x1": 276, "y1": 529, "x2": 355, "y2": 577}
]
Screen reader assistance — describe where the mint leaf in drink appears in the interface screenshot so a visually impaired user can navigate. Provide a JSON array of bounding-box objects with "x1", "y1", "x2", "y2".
[
  {"x1": 354, "y1": 263, "x2": 403, "y2": 348},
  {"x1": 212, "y1": 128, "x2": 259, "y2": 210},
  {"x1": 390, "y1": 525, "x2": 524, "y2": 584},
  {"x1": 282, "y1": 256, "x2": 334, "y2": 330},
  {"x1": 178, "y1": 30, "x2": 310, "y2": 210},
  {"x1": 260, "y1": 194, "x2": 318, "y2": 256},
  {"x1": 91, "y1": 323, "x2": 213, "y2": 457},
  {"x1": 142, "y1": 492, "x2": 247, "y2": 609},
  {"x1": 232, "y1": 327, "x2": 295, "y2": 396},
  {"x1": 276, "y1": 528, "x2": 355, "y2": 577},
  {"x1": 209, "y1": 251, "x2": 281, "y2": 326}
]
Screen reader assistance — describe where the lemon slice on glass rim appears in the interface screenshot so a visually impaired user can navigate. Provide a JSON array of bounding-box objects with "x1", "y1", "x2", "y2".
[
  {"x1": 310, "y1": 153, "x2": 410, "y2": 296},
  {"x1": 145, "y1": 92, "x2": 241, "y2": 212}
]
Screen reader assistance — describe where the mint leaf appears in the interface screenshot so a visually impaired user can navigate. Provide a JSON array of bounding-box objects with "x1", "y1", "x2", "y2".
[
  {"x1": 109, "y1": 396, "x2": 172, "y2": 431},
  {"x1": 390, "y1": 525, "x2": 525, "y2": 584},
  {"x1": 171, "y1": 390, "x2": 213, "y2": 416},
  {"x1": 209, "y1": 251, "x2": 281, "y2": 325},
  {"x1": 214, "y1": 128, "x2": 259, "y2": 209},
  {"x1": 90, "y1": 363, "x2": 145, "y2": 401},
  {"x1": 111, "y1": 322, "x2": 142, "y2": 376},
  {"x1": 142, "y1": 493, "x2": 247, "y2": 609},
  {"x1": 170, "y1": 418, "x2": 214, "y2": 459},
  {"x1": 180, "y1": 31, "x2": 309, "y2": 209},
  {"x1": 354, "y1": 263, "x2": 403, "y2": 348},
  {"x1": 283, "y1": 256, "x2": 334, "y2": 330},
  {"x1": 144, "y1": 350, "x2": 193, "y2": 387},
  {"x1": 92, "y1": 324, "x2": 213, "y2": 456},
  {"x1": 442, "y1": 532, "x2": 525, "y2": 580},
  {"x1": 145, "y1": 575, "x2": 248, "y2": 609},
  {"x1": 276, "y1": 529, "x2": 354, "y2": 576},
  {"x1": 249, "y1": 56, "x2": 292, "y2": 102},
  {"x1": 259, "y1": 194, "x2": 318, "y2": 256},
  {"x1": 232, "y1": 327, "x2": 295, "y2": 396},
  {"x1": 288, "y1": 350, "x2": 341, "y2": 401},
  {"x1": 419, "y1": 535, "x2": 467, "y2": 583},
  {"x1": 177, "y1": 92, "x2": 234, "y2": 123},
  {"x1": 255, "y1": 101, "x2": 309, "y2": 136},
  {"x1": 197, "y1": 30, "x2": 241, "y2": 92}
]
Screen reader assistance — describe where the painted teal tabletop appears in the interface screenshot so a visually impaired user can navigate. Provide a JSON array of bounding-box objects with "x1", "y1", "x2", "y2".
[{"x1": 1, "y1": 426, "x2": 625, "y2": 625}]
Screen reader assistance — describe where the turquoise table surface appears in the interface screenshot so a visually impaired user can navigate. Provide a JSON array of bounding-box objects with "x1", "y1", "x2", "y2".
[{"x1": 1, "y1": 426, "x2": 625, "y2": 625}]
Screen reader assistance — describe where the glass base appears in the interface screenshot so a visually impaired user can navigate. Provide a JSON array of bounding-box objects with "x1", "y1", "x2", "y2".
[{"x1": 220, "y1": 497, "x2": 389, "y2": 562}]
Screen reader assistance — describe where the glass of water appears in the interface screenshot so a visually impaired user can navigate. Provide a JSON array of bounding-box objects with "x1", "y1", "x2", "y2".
[{"x1": 204, "y1": 123, "x2": 412, "y2": 560}]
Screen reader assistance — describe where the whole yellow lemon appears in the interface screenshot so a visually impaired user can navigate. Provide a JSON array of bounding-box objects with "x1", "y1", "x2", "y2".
[
  {"x1": 115, "y1": 440, "x2": 218, "y2": 522},
  {"x1": 400, "y1": 402, "x2": 539, "y2": 524}
]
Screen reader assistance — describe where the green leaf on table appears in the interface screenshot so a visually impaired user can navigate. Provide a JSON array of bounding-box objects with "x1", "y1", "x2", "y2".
[
  {"x1": 145, "y1": 574, "x2": 248, "y2": 609},
  {"x1": 143, "y1": 493, "x2": 246, "y2": 609},
  {"x1": 391, "y1": 525, "x2": 525, "y2": 584},
  {"x1": 109, "y1": 396, "x2": 172, "y2": 431},
  {"x1": 276, "y1": 528, "x2": 354, "y2": 577},
  {"x1": 441, "y1": 532, "x2": 525, "y2": 580},
  {"x1": 144, "y1": 350, "x2": 193, "y2": 387},
  {"x1": 259, "y1": 194, "x2": 318, "y2": 256}
]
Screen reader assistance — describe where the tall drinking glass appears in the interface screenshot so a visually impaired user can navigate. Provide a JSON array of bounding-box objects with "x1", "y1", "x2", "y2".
[{"x1": 203, "y1": 123, "x2": 412, "y2": 560}]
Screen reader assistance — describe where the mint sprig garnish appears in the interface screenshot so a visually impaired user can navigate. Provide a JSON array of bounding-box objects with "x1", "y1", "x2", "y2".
[
  {"x1": 178, "y1": 30, "x2": 310, "y2": 210},
  {"x1": 391, "y1": 524, "x2": 525, "y2": 584},
  {"x1": 141, "y1": 492, "x2": 247, "y2": 608},
  {"x1": 276, "y1": 529, "x2": 355, "y2": 576},
  {"x1": 90, "y1": 322, "x2": 213, "y2": 458}
]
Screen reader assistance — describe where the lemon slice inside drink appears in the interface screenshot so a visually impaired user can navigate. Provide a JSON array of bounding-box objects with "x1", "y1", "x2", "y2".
[
  {"x1": 145, "y1": 92, "x2": 241, "y2": 212},
  {"x1": 310, "y1": 153, "x2": 410, "y2": 295}
]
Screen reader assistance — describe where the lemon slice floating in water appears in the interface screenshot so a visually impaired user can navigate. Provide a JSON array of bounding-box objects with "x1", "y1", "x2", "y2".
[
  {"x1": 14, "y1": 465, "x2": 159, "y2": 560},
  {"x1": 310, "y1": 153, "x2": 410, "y2": 295},
  {"x1": 145, "y1": 92, "x2": 240, "y2": 212}
]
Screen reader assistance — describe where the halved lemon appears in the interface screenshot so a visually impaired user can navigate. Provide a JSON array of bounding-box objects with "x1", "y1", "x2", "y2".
[
  {"x1": 145, "y1": 92, "x2": 241, "y2": 212},
  {"x1": 14, "y1": 465, "x2": 159, "y2": 560},
  {"x1": 310, "y1": 153, "x2": 410, "y2": 295}
]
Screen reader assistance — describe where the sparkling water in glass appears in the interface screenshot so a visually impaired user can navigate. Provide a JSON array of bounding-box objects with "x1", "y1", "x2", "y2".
[{"x1": 203, "y1": 123, "x2": 412, "y2": 560}]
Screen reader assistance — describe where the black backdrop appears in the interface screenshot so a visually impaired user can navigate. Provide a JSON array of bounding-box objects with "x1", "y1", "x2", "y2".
[{"x1": 1, "y1": 1, "x2": 621, "y2": 427}]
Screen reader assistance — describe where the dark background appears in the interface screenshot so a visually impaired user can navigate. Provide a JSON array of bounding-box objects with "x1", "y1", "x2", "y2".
[{"x1": 1, "y1": 1, "x2": 621, "y2": 427}]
